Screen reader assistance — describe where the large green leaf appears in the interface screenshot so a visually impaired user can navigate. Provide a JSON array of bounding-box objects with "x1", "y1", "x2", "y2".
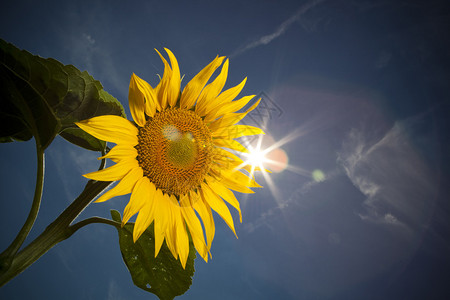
[
  {"x1": 0, "y1": 39, "x2": 125, "y2": 150},
  {"x1": 111, "y1": 210, "x2": 195, "y2": 300}
]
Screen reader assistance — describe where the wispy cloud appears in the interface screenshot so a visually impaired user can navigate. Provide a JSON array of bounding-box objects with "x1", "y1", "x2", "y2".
[
  {"x1": 55, "y1": 3, "x2": 129, "y2": 101},
  {"x1": 338, "y1": 116, "x2": 438, "y2": 233},
  {"x1": 47, "y1": 138, "x2": 100, "y2": 203},
  {"x1": 230, "y1": 0, "x2": 326, "y2": 57},
  {"x1": 64, "y1": 32, "x2": 128, "y2": 99}
]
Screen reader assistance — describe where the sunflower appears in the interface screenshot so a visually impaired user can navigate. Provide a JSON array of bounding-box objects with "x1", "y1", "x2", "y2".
[{"x1": 76, "y1": 49, "x2": 263, "y2": 268}]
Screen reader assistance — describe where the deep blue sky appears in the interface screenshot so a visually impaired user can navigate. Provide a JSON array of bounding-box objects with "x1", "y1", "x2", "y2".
[{"x1": 1, "y1": 0, "x2": 450, "y2": 299}]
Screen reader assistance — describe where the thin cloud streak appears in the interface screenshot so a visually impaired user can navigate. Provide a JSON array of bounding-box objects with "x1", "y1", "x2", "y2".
[
  {"x1": 338, "y1": 116, "x2": 438, "y2": 233},
  {"x1": 230, "y1": 0, "x2": 326, "y2": 58}
]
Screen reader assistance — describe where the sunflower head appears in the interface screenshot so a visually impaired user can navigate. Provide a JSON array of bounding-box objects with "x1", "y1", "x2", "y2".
[{"x1": 76, "y1": 48, "x2": 264, "y2": 268}]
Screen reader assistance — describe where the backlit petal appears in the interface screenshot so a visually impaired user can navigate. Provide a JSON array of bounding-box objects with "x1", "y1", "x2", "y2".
[
  {"x1": 180, "y1": 194, "x2": 208, "y2": 261},
  {"x1": 206, "y1": 176, "x2": 242, "y2": 222},
  {"x1": 221, "y1": 168, "x2": 261, "y2": 188},
  {"x1": 200, "y1": 183, "x2": 237, "y2": 238},
  {"x1": 98, "y1": 144, "x2": 137, "y2": 163},
  {"x1": 164, "y1": 197, "x2": 178, "y2": 259},
  {"x1": 192, "y1": 191, "x2": 215, "y2": 252},
  {"x1": 123, "y1": 177, "x2": 155, "y2": 225},
  {"x1": 165, "y1": 48, "x2": 181, "y2": 107},
  {"x1": 205, "y1": 95, "x2": 254, "y2": 123},
  {"x1": 95, "y1": 167, "x2": 142, "y2": 203},
  {"x1": 76, "y1": 115, "x2": 138, "y2": 145},
  {"x1": 210, "y1": 167, "x2": 255, "y2": 194},
  {"x1": 180, "y1": 56, "x2": 225, "y2": 109},
  {"x1": 131, "y1": 73, "x2": 158, "y2": 118},
  {"x1": 153, "y1": 190, "x2": 170, "y2": 257},
  {"x1": 213, "y1": 138, "x2": 250, "y2": 154},
  {"x1": 129, "y1": 74, "x2": 147, "y2": 126},
  {"x1": 208, "y1": 112, "x2": 245, "y2": 132},
  {"x1": 212, "y1": 124, "x2": 265, "y2": 139},
  {"x1": 195, "y1": 59, "x2": 229, "y2": 116},
  {"x1": 155, "y1": 49, "x2": 173, "y2": 110},
  {"x1": 208, "y1": 98, "x2": 261, "y2": 132},
  {"x1": 203, "y1": 77, "x2": 247, "y2": 117},
  {"x1": 172, "y1": 202, "x2": 190, "y2": 268},
  {"x1": 133, "y1": 201, "x2": 154, "y2": 242},
  {"x1": 83, "y1": 158, "x2": 138, "y2": 181}
]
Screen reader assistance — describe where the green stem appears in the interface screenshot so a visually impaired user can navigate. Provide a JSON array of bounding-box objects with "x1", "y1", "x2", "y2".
[
  {"x1": 69, "y1": 216, "x2": 121, "y2": 233},
  {"x1": 0, "y1": 180, "x2": 112, "y2": 287},
  {"x1": 0, "y1": 143, "x2": 45, "y2": 271},
  {"x1": 53, "y1": 180, "x2": 112, "y2": 228}
]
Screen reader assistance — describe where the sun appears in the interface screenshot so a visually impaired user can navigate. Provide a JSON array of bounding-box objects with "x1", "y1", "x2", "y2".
[
  {"x1": 240, "y1": 134, "x2": 289, "y2": 175},
  {"x1": 245, "y1": 145, "x2": 268, "y2": 167},
  {"x1": 240, "y1": 136, "x2": 270, "y2": 174}
]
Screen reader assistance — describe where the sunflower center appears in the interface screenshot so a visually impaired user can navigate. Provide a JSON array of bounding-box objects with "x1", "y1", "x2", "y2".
[
  {"x1": 166, "y1": 132, "x2": 198, "y2": 168},
  {"x1": 136, "y1": 108, "x2": 213, "y2": 196}
]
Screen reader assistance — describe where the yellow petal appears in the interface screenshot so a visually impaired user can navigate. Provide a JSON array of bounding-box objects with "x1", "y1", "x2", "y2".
[
  {"x1": 153, "y1": 190, "x2": 170, "y2": 257},
  {"x1": 131, "y1": 73, "x2": 158, "y2": 118},
  {"x1": 172, "y1": 203, "x2": 190, "y2": 268},
  {"x1": 214, "y1": 147, "x2": 244, "y2": 164},
  {"x1": 210, "y1": 168, "x2": 255, "y2": 194},
  {"x1": 98, "y1": 144, "x2": 137, "y2": 163},
  {"x1": 129, "y1": 74, "x2": 147, "y2": 126},
  {"x1": 76, "y1": 115, "x2": 138, "y2": 145},
  {"x1": 195, "y1": 59, "x2": 229, "y2": 116},
  {"x1": 213, "y1": 138, "x2": 250, "y2": 154},
  {"x1": 155, "y1": 49, "x2": 173, "y2": 110},
  {"x1": 228, "y1": 160, "x2": 263, "y2": 174},
  {"x1": 164, "y1": 199, "x2": 178, "y2": 259},
  {"x1": 202, "y1": 77, "x2": 247, "y2": 117},
  {"x1": 200, "y1": 183, "x2": 237, "y2": 238},
  {"x1": 212, "y1": 124, "x2": 265, "y2": 139},
  {"x1": 221, "y1": 168, "x2": 261, "y2": 188},
  {"x1": 192, "y1": 191, "x2": 215, "y2": 252},
  {"x1": 208, "y1": 112, "x2": 245, "y2": 132},
  {"x1": 208, "y1": 98, "x2": 261, "y2": 132},
  {"x1": 180, "y1": 55, "x2": 225, "y2": 109},
  {"x1": 83, "y1": 158, "x2": 139, "y2": 181},
  {"x1": 133, "y1": 202, "x2": 154, "y2": 242},
  {"x1": 221, "y1": 178, "x2": 255, "y2": 194},
  {"x1": 206, "y1": 176, "x2": 242, "y2": 222},
  {"x1": 95, "y1": 167, "x2": 142, "y2": 203},
  {"x1": 180, "y1": 195, "x2": 208, "y2": 262},
  {"x1": 213, "y1": 155, "x2": 257, "y2": 175},
  {"x1": 164, "y1": 48, "x2": 181, "y2": 107},
  {"x1": 123, "y1": 177, "x2": 155, "y2": 225},
  {"x1": 213, "y1": 149, "x2": 255, "y2": 173},
  {"x1": 205, "y1": 95, "x2": 254, "y2": 123},
  {"x1": 132, "y1": 177, "x2": 156, "y2": 242}
]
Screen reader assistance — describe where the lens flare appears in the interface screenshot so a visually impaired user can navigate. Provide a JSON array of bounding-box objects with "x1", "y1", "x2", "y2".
[
  {"x1": 265, "y1": 148, "x2": 288, "y2": 173},
  {"x1": 245, "y1": 147, "x2": 267, "y2": 166},
  {"x1": 241, "y1": 134, "x2": 288, "y2": 174}
]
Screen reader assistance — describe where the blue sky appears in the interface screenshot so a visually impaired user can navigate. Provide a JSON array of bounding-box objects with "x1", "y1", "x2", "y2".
[{"x1": 1, "y1": 0, "x2": 449, "y2": 299}]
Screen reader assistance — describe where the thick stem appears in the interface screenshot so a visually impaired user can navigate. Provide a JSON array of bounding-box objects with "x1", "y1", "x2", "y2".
[
  {"x1": 0, "y1": 143, "x2": 45, "y2": 271},
  {"x1": 0, "y1": 180, "x2": 112, "y2": 287},
  {"x1": 54, "y1": 180, "x2": 112, "y2": 228}
]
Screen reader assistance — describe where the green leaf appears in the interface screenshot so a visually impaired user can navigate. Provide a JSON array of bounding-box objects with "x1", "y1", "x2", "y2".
[
  {"x1": 0, "y1": 39, "x2": 125, "y2": 150},
  {"x1": 111, "y1": 210, "x2": 195, "y2": 300}
]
